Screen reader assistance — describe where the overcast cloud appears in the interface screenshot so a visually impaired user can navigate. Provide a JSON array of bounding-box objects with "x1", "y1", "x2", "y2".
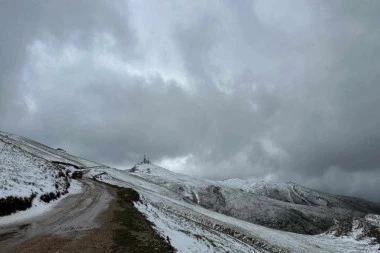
[{"x1": 1, "y1": 0, "x2": 379, "y2": 202}]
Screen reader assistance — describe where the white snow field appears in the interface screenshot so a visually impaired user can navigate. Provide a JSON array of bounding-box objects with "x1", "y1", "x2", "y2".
[
  {"x1": 0, "y1": 131, "x2": 98, "y2": 218},
  {"x1": 0, "y1": 131, "x2": 101, "y2": 168},
  {"x1": 0, "y1": 180, "x2": 82, "y2": 226},
  {"x1": 1, "y1": 130, "x2": 379, "y2": 252},
  {"x1": 90, "y1": 163, "x2": 380, "y2": 253},
  {"x1": 0, "y1": 133, "x2": 70, "y2": 200}
]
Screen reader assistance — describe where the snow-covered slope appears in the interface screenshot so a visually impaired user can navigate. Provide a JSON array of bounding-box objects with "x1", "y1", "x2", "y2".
[
  {"x1": 0, "y1": 139, "x2": 68, "y2": 199},
  {"x1": 0, "y1": 131, "x2": 95, "y2": 216},
  {"x1": 221, "y1": 178, "x2": 379, "y2": 212},
  {"x1": 91, "y1": 163, "x2": 380, "y2": 252},
  {"x1": 106, "y1": 163, "x2": 380, "y2": 235},
  {"x1": 0, "y1": 131, "x2": 101, "y2": 168},
  {"x1": 1, "y1": 130, "x2": 379, "y2": 252},
  {"x1": 326, "y1": 214, "x2": 380, "y2": 243}
]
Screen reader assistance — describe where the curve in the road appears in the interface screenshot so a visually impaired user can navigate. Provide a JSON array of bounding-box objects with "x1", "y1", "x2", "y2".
[{"x1": 0, "y1": 178, "x2": 113, "y2": 252}]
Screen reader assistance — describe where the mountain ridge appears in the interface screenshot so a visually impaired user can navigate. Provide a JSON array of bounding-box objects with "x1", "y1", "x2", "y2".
[
  {"x1": 1, "y1": 130, "x2": 379, "y2": 252},
  {"x1": 124, "y1": 163, "x2": 380, "y2": 234}
]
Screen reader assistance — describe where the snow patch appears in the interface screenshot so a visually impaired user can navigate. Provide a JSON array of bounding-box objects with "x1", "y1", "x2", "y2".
[{"x1": 0, "y1": 180, "x2": 82, "y2": 226}]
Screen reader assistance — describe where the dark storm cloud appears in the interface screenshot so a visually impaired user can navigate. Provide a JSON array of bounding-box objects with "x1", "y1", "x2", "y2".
[
  {"x1": 0, "y1": 0, "x2": 379, "y2": 202},
  {"x1": 0, "y1": 0, "x2": 134, "y2": 116}
]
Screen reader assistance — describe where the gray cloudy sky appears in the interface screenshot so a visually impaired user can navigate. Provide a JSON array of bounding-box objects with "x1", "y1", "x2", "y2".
[{"x1": 1, "y1": 0, "x2": 380, "y2": 202}]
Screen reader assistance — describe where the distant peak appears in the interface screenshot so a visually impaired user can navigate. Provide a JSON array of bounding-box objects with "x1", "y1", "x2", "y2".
[{"x1": 129, "y1": 155, "x2": 155, "y2": 172}]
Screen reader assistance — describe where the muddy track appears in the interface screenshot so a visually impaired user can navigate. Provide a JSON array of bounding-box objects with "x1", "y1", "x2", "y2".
[{"x1": 0, "y1": 178, "x2": 114, "y2": 252}]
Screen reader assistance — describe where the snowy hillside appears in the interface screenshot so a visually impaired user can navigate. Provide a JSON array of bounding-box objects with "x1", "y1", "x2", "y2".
[
  {"x1": 91, "y1": 162, "x2": 380, "y2": 252},
  {"x1": 221, "y1": 178, "x2": 379, "y2": 212},
  {"x1": 107, "y1": 163, "x2": 380, "y2": 235},
  {"x1": 1, "y1": 130, "x2": 379, "y2": 252},
  {"x1": 0, "y1": 131, "x2": 95, "y2": 216},
  {"x1": 0, "y1": 131, "x2": 101, "y2": 168}
]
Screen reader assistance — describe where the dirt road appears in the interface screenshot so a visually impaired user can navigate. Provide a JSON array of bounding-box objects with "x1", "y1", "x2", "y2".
[{"x1": 0, "y1": 178, "x2": 115, "y2": 253}]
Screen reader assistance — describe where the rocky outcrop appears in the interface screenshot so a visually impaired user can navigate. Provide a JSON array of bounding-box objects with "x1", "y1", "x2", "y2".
[{"x1": 326, "y1": 214, "x2": 380, "y2": 244}]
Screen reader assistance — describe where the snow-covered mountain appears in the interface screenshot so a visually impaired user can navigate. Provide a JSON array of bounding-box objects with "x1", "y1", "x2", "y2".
[
  {"x1": 220, "y1": 178, "x2": 380, "y2": 232},
  {"x1": 221, "y1": 177, "x2": 376, "y2": 210},
  {"x1": 1, "y1": 130, "x2": 379, "y2": 252},
  {"x1": 0, "y1": 131, "x2": 103, "y2": 216},
  {"x1": 105, "y1": 163, "x2": 380, "y2": 235},
  {"x1": 91, "y1": 162, "x2": 380, "y2": 252}
]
